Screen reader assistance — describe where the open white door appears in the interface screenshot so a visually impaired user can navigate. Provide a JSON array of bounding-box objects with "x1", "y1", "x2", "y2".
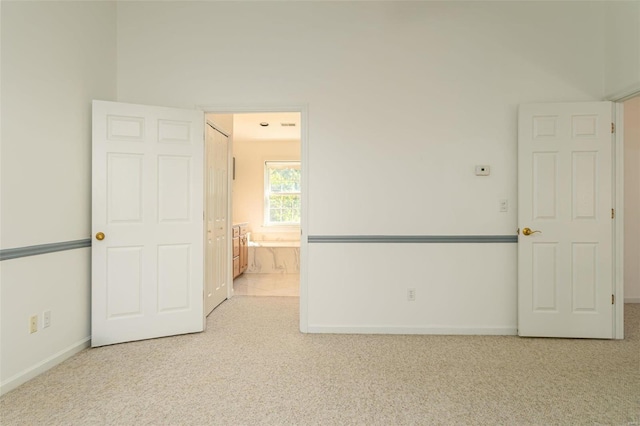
[
  {"x1": 518, "y1": 102, "x2": 615, "y2": 338},
  {"x1": 205, "y1": 123, "x2": 229, "y2": 315},
  {"x1": 92, "y1": 100, "x2": 204, "y2": 347}
]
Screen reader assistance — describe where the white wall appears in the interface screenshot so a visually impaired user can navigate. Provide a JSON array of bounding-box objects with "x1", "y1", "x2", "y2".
[
  {"x1": 605, "y1": 1, "x2": 640, "y2": 99},
  {"x1": 0, "y1": 1, "x2": 117, "y2": 394},
  {"x1": 118, "y1": 2, "x2": 616, "y2": 332},
  {"x1": 114, "y1": 1, "x2": 612, "y2": 333},
  {"x1": 0, "y1": 2, "x2": 633, "y2": 393},
  {"x1": 624, "y1": 96, "x2": 640, "y2": 303},
  {"x1": 232, "y1": 135, "x2": 301, "y2": 242}
]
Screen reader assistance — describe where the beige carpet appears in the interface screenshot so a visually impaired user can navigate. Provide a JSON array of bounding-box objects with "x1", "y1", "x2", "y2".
[{"x1": 1, "y1": 298, "x2": 639, "y2": 425}]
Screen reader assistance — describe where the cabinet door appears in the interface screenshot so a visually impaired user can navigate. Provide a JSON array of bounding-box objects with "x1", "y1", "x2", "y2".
[
  {"x1": 233, "y1": 236, "x2": 240, "y2": 258},
  {"x1": 241, "y1": 236, "x2": 249, "y2": 272},
  {"x1": 233, "y1": 257, "x2": 240, "y2": 278}
]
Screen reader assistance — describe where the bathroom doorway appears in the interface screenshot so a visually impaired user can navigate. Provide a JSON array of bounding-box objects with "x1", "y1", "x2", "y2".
[{"x1": 207, "y1": 111, "x2": 303, "y2": 300}]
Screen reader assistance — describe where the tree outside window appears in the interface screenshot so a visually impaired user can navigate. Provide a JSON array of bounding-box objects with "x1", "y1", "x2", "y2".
[{"x1": 265, "y1": 162, "x2": 301, "y2": 225}]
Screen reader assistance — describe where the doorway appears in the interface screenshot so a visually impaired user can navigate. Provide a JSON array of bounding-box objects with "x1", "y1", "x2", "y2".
[{"x1": 206, "y1": 110, "x2": 303, "y2": 304}]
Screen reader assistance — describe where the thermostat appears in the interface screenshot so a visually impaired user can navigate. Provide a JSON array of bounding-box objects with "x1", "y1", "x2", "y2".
[{"x1": 475, "y1": 165, "x2": 490, "y2": 176}]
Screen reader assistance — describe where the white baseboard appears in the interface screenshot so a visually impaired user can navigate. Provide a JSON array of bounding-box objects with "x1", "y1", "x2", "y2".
[
  {"x1": 625, "y1": 298, "x2": 640, "y2": 303},
  {"x1": 0, "y1": 337, "x2": 90, "y2": 396},
  {"x1": 306, "y1": 325, "x2": 518, "y2": 336}
]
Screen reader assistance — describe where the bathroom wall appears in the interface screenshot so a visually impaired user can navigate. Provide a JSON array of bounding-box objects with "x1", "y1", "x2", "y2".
[{"x1": 232, "y1": 134, "x2": 301, "y2": 242}]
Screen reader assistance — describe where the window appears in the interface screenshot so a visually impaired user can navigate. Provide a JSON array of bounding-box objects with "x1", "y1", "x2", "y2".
[{"x1": 265, "y1": 161, "x2": 301, "y2": 225}]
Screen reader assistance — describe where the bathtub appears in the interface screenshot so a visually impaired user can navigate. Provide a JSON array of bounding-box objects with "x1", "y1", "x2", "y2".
[
  {"x1": 247, "y1": 240, "x2": 300, "y2": 274},
  {"x1": 250, "y1": 241, "x2": 300, "y2": 248}
]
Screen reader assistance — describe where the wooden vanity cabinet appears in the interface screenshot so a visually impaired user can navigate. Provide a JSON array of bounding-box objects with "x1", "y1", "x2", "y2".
[
  {"x1": 232, "y1": 226, "x2": 240, "y2": 278},
  {"x1": 239, "y1": 224, "x2": 248, "y2": 274},
  {"x1": 233, "y1": 223, "x2": 248, "y2": 279}
]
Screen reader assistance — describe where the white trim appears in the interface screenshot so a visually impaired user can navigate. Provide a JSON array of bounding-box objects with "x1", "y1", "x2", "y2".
[
  {"x1": 228, "y1": 131, "x2": 234, "y2": 300},
  {"x1": 625, "y1": 298, "x2": 640, "y2": 304},
  {"x1": 307, "y1": 326, "x2": 518, "y2": 336},
  {"x1": 614, "y1": 102, "x2": 625, "y2": 339},
  {"x1": 299, "y1": 106, "x2": 309, "y2": 333},
  {"x1": 0, "y1": 337, "x2": 90, "y2": 396},
  {"x1": 196, "y1": 103, "x2": 309, "y2": 333},
  {"x1": 608, "y1": 86, "x2": 640, "y2": 103}
]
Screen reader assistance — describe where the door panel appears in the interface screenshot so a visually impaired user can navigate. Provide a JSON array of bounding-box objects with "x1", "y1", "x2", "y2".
[
  {"x1": 92, "y1": 100, "x2": 204, "y2": 347},
  {"x1": 518, "y1": 102, "x2": 614, "y2": 338},
  {"x1": 205, "y1": 124, "x2": 229, "y2": 315},
  {"x1": 158, "y1": 156, "x2": 192, "y2": 222}
]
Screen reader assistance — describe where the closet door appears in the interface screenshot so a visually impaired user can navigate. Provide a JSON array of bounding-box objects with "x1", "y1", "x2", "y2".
[{"x1": 205, "y1": 123, "x2": 229, "y2": 315}]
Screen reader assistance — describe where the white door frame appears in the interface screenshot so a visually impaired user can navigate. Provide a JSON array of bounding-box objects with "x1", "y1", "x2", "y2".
[
  {"x1": 611, "y1": 88, "x2": 640, "y2": 339},
  {"x1": 197, "y1": 103, "x2": 309, "y2": 333},
  {"x1": 614, "y1": 102, "x2": 624, "y2": 339}
]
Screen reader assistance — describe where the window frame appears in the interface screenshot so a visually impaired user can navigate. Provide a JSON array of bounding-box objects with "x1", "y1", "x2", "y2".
[{"x1": 264, "y1": 161, "x2": 301, "y2": 227}]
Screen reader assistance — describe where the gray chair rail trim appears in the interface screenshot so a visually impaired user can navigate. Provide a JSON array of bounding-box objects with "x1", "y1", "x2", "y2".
[
  {"x1": 0, "y1": 239, "x2": 92, "y2": 261},
  {"x1": 0, "y1": 235, "x2": 517, "y2": 260},
  {"x1": 308, "y1": 235, "x2": 517, "y2": 243}
]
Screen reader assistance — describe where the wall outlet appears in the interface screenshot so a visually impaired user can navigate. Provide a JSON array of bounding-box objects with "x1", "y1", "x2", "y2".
[
  {"x1": 43, "y1": 310, "x2": 51, "y2": 328},
  {"x1": 499, "y1": 199, "x2": 508, "y2": 212},
  {"x1": 407, "y1": 288, "x2": 416, "y2": 302},
  {"x1": 29, "y1": 315, "x2": 38, "y2": 334}
]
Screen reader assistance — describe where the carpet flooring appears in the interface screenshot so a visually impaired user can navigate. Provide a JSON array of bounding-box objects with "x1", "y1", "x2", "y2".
[{"x1": 1, "y1": 298, "x2": 639, "y2": 425}]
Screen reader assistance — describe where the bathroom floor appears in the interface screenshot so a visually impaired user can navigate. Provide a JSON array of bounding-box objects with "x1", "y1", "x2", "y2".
[{"x1": 233, "y1": 273, "x2": 299, "y2": 297}]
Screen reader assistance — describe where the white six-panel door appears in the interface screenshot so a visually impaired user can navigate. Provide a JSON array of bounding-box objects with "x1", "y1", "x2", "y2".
[
  {"x1": 518, "y1": 102, "x2": 614, "y2": 338},
  {"x1": 92, "y1": 101, "x2": 204, "y2": 347},
  {"x1": 205, "y1": 123, "x2": 229, "y2": 315}
]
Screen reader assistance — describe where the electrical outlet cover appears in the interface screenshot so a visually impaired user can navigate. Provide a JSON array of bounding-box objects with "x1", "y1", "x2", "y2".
[{"x1": 29, "y1": 315, "x2": 38, "y2": 334}]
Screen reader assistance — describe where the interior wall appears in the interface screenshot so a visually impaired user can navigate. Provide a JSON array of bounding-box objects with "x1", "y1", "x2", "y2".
[
  {"x1": 0, "y1": 0, "x2": 631, "y2": 395},
  {"x1": 115, "y1": 1, "x2": 611, "y2": 333},
  {"x1": 232, "y1": 134, "x2": 301, "y2": 242},
  {"x1": 207, "y1": 113, "x2": 233, "y2": 137},
  {"x1": 624, "y1": 96, "x2": 640, "y2": 302},
  {"x1": 605, "y1": 1, "x2": 640, "y2": 99},
  {"x1": 0, "y1": 1, "x2": 117, "y2": 394}
]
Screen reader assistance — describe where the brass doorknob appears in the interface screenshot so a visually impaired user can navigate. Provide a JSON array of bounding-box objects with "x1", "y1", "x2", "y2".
[
  {"x1": 95, "y1": 232, "x2": 105, "y2": 241},
  {"x1": 522, "y1": 227, "x2": 541, "y2": 236}
]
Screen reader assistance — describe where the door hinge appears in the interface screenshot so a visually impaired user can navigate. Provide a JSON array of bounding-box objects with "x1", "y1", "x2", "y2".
[
  {"x1": 611, "y1": 208, "x2": 615, "y2": 219},
  {"x1": 612, "y1": 294, "x2": 615, "y2": 305},
  {"x1": 611, "y1": 122, "x2": 615, "y2": 133}
]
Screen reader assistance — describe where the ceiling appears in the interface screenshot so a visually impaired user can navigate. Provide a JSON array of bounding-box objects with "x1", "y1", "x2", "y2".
[{"x1": 231, "y1": 112, "x2": 301, "y2": 142}]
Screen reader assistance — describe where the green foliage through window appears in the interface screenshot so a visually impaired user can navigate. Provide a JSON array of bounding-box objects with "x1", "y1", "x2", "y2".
[{"x1": 265, "y1": 162, "x2": 301, "y2": 225}]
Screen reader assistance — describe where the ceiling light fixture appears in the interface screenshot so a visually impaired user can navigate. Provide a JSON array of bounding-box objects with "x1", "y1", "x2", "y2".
[{"x1": 259, "y1": 122, "x2": 269, "y2": 127}]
